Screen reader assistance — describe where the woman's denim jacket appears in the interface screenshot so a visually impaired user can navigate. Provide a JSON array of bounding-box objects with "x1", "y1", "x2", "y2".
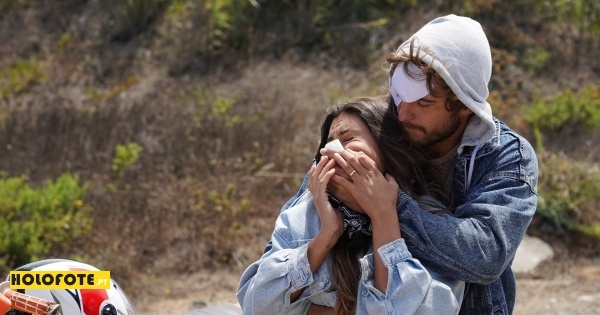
[
  {"x1": 255, "y1": 118, "x2": 538, "y2": 314},
  {"x1": 236, "y1": 190, "x2": 464, "y2": 314}
]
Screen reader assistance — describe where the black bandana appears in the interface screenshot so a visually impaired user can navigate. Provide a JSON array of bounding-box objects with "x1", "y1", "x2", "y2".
[
  {"x1": 325, "y1": 189, "x2": 374, "y2": 247},
  {"x1": 340, "y1": 205, "x2": 372, "y2": 238},
  {"x1": 338, "y1": 205, "x2": 373, "y2": 249},
  {"x1": 327, "y1": 192, "x2": 372, "y2": 239}
]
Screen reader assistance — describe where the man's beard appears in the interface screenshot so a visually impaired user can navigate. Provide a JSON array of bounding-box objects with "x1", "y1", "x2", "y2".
[{"x1": 402, "y1": 112, "x2": 462, "y2": 149}]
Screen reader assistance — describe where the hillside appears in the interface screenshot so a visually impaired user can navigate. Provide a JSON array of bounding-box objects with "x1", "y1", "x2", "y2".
[{"x1": 1, "y1": 0, "x2": 599, "y2": 310}]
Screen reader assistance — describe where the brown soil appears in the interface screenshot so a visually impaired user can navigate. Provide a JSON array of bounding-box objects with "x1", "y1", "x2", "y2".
[
  {"x1": 134, "y1": 256, "x2": 600, "y2": 315},
  {"x1": 514, "y1": 258, "x2": 600, "y2": 315}
]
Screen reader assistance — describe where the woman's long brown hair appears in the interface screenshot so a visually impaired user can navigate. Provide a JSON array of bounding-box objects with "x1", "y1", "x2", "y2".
[{"x1": 314, "y1": 96, "x2": 449, "y2": 314}]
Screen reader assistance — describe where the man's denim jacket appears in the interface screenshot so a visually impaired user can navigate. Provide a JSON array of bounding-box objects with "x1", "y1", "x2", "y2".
[
  {"x1": 253, "y1": 118, "x2": 538, "y2": 314},
  {"x1": 236, "y1": 190, "x2": 464, "y2": 314}
]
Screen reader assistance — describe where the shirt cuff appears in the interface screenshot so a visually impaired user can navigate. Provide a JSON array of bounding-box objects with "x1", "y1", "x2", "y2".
[
  {"x1": 377, "y1": 238, "x2": 413, "y2": 267},
  {"x1": 288, "y1": 242, "x2": 314, "y2": 290},
  {"x1": 359, "y1": 238, "x2": 412, "y2": 281}
]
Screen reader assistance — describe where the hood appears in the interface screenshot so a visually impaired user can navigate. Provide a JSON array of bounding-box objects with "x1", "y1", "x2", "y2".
[{"x1": 396, "y1": 14, "x2": 495, "y2": 153}]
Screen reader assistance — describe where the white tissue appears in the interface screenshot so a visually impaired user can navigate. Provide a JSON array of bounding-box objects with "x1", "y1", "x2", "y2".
[{"x1": 324, "y1": 139, "x2": 344, "y2": 153}]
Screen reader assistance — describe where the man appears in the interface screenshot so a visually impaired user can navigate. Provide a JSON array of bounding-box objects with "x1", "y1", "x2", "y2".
[{"x1": 271, "y1": 15, "x2": 537, "y2": 314}]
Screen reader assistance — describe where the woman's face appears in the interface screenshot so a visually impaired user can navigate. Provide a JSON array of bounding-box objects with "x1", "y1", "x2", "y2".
[{"x1": 327, "y1": 112, "x2": 385, "y2": 173}]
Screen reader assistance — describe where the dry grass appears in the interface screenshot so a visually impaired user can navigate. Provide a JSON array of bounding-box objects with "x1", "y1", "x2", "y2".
[{"x1": 0, "y1": 58, "x2": 384, "y2": 296}]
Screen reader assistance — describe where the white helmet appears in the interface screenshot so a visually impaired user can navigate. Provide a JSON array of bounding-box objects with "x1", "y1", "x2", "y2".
[{"x1": 4, "y1": 259, "x2": 137, "y2": 315}]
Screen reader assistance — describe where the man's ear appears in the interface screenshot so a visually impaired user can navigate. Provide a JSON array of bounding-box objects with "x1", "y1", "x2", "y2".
[{"x1": 459, "y1": 106, "x2": 473, "y2": 118}]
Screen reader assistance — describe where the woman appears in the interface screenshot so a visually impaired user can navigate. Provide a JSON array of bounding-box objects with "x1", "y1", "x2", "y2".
[{"x1": 236, "y1": 96, "x2": 463, "y2": 314}]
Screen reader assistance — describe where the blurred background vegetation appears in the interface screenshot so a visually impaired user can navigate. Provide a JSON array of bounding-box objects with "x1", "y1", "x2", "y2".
[{"x1": 0, "y1": 0, "x2": 599, "y2": 303}]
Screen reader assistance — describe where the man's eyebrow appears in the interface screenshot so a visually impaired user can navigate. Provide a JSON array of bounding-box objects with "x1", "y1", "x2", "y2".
[{"x1": 419, "y1": 97, "x2": 436, "y2": 103}]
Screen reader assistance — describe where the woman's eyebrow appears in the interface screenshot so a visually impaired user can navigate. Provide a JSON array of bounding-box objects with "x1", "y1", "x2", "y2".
[{"x1": 327, "y1": 128, "x2": 351, "y2": 142}]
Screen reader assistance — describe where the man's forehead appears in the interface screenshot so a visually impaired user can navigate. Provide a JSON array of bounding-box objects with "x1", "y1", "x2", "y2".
[{"x1": 390, "y1": 62, "x2": 430, "y2": 104}]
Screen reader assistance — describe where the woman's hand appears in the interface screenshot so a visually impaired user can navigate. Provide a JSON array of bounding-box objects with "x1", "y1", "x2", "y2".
[
  {"x1": 330, "y1": 149, "x2": 399, "y2": 222},
  {"x1": 319, "y1": 147, "x2": 365, "y2": 213},
  {"x1": 308, "y1": 156, "x2": 343, "y2": 243},
  {"x1": 331, "y1": 149, "x2": 402, "y2": 293},
  {"x1": 290, "y1": 156, "x2": 344, "y2": 302}
]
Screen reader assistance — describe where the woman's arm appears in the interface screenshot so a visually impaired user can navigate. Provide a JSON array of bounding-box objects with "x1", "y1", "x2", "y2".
[
  {"x1": 307, "y1": 303, "x2": 336, "y2": 314},
  {"x1": 237, "y1": 193, "x2": 325, "y2": 315},
  {"x1": 370, "y1": 204, "x2": 401, "y2": 293},
  {"x1": 357, "y1": 239, "x2": 463, "y2": 315},
  {"x1": 238, "y1": 157, "x2": 343, "y2": 314},
  {"x1": 289, "y1": 228, "x2": 338, "y2": 302},
  {"x1": 329, "y1": 149, "x2": 402, "y2": 293},
  {"x1": 236, "y1": 224, "x2": 314, "y2": 315},
  {"x1": 290, "y1": 156, "x2": 343, "y2": 301}
]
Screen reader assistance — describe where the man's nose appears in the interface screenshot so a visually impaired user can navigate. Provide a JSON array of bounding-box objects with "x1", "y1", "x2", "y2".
[{"x1": 397, "y1": 102, "x2": 414, "y2": 122}]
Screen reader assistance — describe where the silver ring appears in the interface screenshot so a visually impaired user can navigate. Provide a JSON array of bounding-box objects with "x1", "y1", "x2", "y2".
[{"x1": 349, "y1": 170, "x2": 357, "y2": 177}]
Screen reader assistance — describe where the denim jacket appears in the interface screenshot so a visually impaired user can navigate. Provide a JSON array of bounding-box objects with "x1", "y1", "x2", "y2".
[
  {"x1": 260, "y1": 118, "x2": 538, "y2": 314},
  {"x1": 236, "y1": 190, "x2": 464, "y2": 314},
  {"x1": 401, "y1": 119, "x2": 537, "y2": 314}
]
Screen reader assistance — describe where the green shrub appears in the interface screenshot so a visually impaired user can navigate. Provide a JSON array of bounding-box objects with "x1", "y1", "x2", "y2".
[
  {"x1": 0, "y1": 59, "x2": 46, "y2": 98},
  {"x1": 532, "y1": 0, "x2": 600, "y2": 36},
  {"x1": 536, "y1": 151, "x2": 600, "y2": 238},
  {"x1": 204, "y1": 183, "x2": 250, "y2": 236},
  {"x1": 205, "y1": 0, "x2": 250, "y2": 52},
  {"x1": 0, "y1": 173, "x2": 91, "y2": 270},
  {"x1": 524, "y1": 84, "x2": 600, "y2": 132},
  {"x1": 56, "y1": 33, "x2": 72, "y2": 54},
  {"x1": 520, "y1": 46, "x2": 551, "y2": 74},
  {"x1": 112, "y1": 142, "x2": 143, "y2": 178}
]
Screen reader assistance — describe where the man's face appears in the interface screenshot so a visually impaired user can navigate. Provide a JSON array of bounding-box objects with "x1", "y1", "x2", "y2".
[
  {"x1": 390, "y1": 62, "x2": 470, "y2": 156},
  {"x1": 395, "y1": 94, "x2": 467, "y2": 156}
]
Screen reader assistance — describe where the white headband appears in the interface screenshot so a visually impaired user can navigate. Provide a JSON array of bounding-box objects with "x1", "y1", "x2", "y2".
[{"x1": 389, "y1": 62, "x2": 429, "y2": 105}]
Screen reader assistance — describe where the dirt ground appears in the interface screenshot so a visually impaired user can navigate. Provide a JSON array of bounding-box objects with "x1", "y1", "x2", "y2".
[
  {"x1": 134, "y1": 256, "x2": 600, "y2": 315},
  {"x1": 514, "y1": 257, "x2": 600, "y2": 315}
]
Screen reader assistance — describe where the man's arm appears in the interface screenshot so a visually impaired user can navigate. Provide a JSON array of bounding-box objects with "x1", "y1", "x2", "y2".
[
  {"x1": 328, "y1": 137, "x2": 538, "y2": 284},
  {"x1": 396, "y1": 177, "x2": 537, "y2": 284},
  {"x1": 397, "y1": 136, "x2": 538, "y2": 284}
]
